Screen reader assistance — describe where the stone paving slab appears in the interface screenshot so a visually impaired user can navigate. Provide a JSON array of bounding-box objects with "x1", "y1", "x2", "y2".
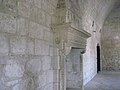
[{"x1": 84, "y1": 71, "x2": 120, "y2": 90}]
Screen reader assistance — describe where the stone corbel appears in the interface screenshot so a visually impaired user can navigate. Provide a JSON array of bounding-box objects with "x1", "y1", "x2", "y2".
[{"x1": 80, "y1": 48, "x2": 86, "y2": 54}]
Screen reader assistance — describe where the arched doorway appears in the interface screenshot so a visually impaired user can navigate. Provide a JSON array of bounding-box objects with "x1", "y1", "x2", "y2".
[{"x1": 97, "y1": 44, "x2": 101, "y2": 73}]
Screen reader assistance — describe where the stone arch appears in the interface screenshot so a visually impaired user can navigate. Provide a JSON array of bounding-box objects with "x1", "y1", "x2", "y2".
[{"x1": 101, "y1": 3, "x2": 120, "y2": 71}]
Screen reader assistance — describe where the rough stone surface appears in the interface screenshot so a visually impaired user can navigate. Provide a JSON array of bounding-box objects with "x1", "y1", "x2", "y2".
[
  {"x1": 101, "y1": 5, "x2": 120, "y2": 71},
  {"x1": 0, "y1": 0, "x2": 120, "y2": 90},
  {"x1": 66, "y1": 49, "x2": 81, "y2": 89},
  {"x1": 81, "y1": 0, "x2": 119, "y2": 85},
  {"x1": 0, "y1": 0, "x2": 56, "y2": 89},
  {"x1": 0, "y1": 33, "x2": 9, "y2": 55}
]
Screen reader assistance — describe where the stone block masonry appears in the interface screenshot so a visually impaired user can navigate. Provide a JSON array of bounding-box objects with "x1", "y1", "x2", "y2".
[
  {"x1": 101, "y1": 6, "x2": 120, "y2": 71},
  {"x1": 0, "y1": 0, "x2": 118, "y2": 90},
  {"x1": 0, "y1": 0, "x2": 58, "y2": 90}
]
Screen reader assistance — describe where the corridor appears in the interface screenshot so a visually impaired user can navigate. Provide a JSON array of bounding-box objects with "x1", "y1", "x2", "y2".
[
  {"x1": 1, "y1": 0, "x2": 120, "y2": 89},
  {"x1": 84, "y1": 72, "x2": 120, "y2": 90}
]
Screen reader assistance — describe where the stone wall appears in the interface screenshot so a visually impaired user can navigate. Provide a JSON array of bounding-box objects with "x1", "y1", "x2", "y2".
[
  {"x1": 81, "y1": 0, "x2": 117, "y2": 85},
  {"x1": 101, "y1": 6, "x2": 120, "y2": 71},
  {"x1": 0, "y1": 0, "x2": 58, "y2": 90},
  {"x1": 0, "y1": 0, "x2": 84, "y2": 89},
  {"x1": 0, "y1": 0, "x2": 119, "y2": 89}
]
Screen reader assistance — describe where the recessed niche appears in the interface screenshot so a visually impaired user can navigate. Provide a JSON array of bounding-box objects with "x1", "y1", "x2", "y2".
[{"x1": 66, "y1": 48, "x2": 82, "y2": 90}]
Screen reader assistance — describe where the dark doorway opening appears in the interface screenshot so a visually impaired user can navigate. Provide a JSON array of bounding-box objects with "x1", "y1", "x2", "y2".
[{"x1": 97, "y1": 44, "x2": 100, "y2": 73}]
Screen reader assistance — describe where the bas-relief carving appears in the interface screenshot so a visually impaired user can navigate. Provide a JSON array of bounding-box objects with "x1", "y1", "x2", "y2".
[
  {"x1": 52, "y1": 22, "x2": 91, "y2": 50},
  {"x1": 53, "y1": 0, "x2": 81, "y2": 29}
]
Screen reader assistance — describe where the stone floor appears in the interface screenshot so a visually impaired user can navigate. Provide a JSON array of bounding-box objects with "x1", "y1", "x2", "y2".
[
  {"x1": 84, "y1": 71, "x2": 120, "y2": 90},
  {"x1": 67, "y1": 88, "x2": 80, "y2": 90}
]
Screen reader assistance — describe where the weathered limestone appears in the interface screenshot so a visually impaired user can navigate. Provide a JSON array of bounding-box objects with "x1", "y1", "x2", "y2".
[
  {"x1": 101, "y1": 4, "x2": 120, "y2": 71},
  {"x1": 51, "y1": 1, "x2": 91, "y2": 90},
  {"x1": 81, "y1": 0, "x2": 118, "y2": 85},
  {"x1": 66, "y1": 49, "x2": 82, "y2": 89},
  {"x1": 0, "y1": 33, "x2": 9, "y2": 55},
  {"x1": 0, "y1": 0, "x2": 120, "y2": 90},
  {"x1": 0, "y1": 0, "x2": 57, "y2": 90}
]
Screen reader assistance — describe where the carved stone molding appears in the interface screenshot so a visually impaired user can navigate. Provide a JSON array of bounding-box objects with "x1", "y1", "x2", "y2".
[
  {"x1": 51, "y1": 0, "x2": 91, "y2": 90},
  {"x1": 52, "y1": 22, "x2": 91, "y2": 53}
]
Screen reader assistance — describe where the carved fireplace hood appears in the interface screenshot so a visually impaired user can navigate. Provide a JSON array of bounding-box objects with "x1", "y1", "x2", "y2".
[
  {"x1": 52, "y1": 22, "x2": 91, "y2": 54},
  {"x1": 51, "y1": 0, "x2": 91, "y2": 55},
  {"x1": 51, "y1": 1, "x2": 91, "y2": 90},
  {"x1": 51, "y1": 22, "x2": 91, "y2": 90}
]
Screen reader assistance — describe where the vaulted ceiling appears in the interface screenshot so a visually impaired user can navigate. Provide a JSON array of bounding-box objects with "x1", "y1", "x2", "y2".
[{"x1": 81, "y1": 0, "x2": 120, "y2": 31}]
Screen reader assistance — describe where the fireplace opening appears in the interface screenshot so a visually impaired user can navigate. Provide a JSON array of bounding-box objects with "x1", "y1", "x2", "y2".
[{"x1": 66, "y1": 47, "x2": 82, "y2": 90}]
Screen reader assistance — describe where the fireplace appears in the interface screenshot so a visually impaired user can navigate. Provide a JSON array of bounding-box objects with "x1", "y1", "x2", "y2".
[
  {"x1": 66, "y1": 48, "x2": 82, "y2": 90},
  {"x1": 51, "y1": 0, "x2": 91, "y2": 90},
  {"x1": 52, "y1": 22, "x2": 91, "y2": 90}
]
